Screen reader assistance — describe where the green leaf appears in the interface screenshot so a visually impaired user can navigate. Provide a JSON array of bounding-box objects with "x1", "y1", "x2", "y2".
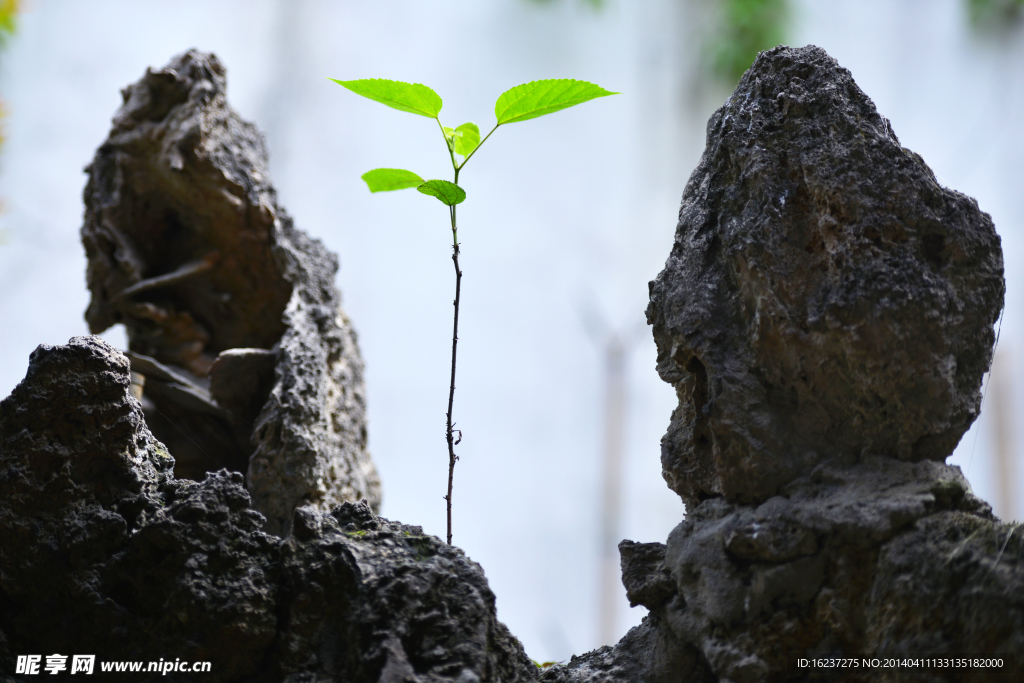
[
  {"x1": 442, "y1": 126, "x2": 459, "y2": 153},
  {"x1": 361, "y1": 168, "x2": 425, "y2": 193},
  {"x1": 494, "y1": 79, "x2": 618, "y2": 125},
  {"x1": 453, "y1": 122, "x2": 480, "y2": 157},
  {"x1": 417, "y1": 179, "x2": 466, "y2": 206},
  {"x1": 329, "y1": 78, "x2": 442, "y2": 118}
]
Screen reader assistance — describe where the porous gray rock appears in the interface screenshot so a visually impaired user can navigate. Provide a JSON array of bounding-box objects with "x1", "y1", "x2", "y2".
[
  {"x1": 0, "y1": 337, "x2": 536, "y2": 683},
  {"x1": 544, "y1": 45, "x2": 1020, "y2": 683},
  {"x1": 538, "y1": 617, "x2": 714, "y2": 683},
  {"x1": 653, "y1": 457, "x2": 1023, "y2": 682},
  {"x1": 80, "y1": 49, "x2": 379, "y2": 534},
  {"x1": 618, "y1": 541, "x2": 675, "y2": 610},
  {"x1": 4, "y1": 44, "x2": 1021, "y2": 683},
  {"x1": 646, "y1": 46, "x2": 1004, "y2": 508}
]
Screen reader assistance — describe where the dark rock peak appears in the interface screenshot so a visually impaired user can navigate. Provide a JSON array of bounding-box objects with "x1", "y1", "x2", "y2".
[
  {"x1": 647, "y1": 44, "x2": 1004, "y2": 509},
  {"x1": 81, "y1": 49, "x2": 380, "y2": 534}
]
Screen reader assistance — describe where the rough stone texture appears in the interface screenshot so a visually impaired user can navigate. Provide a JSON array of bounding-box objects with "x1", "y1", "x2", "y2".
[
  {"x1": 0, "y1": 337, "x2": 535, "y2": 683},
  {"x1": 80, "y1": 49, "x2": 380, "y2": 534},
  {"x1": 4, "y1": 44, "x2": 1022, "y2": 683},
  {"x1": 655, "y1": 458, "x2": 1022, "y2": 682},
  {"x1": 646, "y1": 46, "x2": 1004, "y2": 508},
  {"x1": 547, "y1": 458, "x2": 1022, "y2": 682},
  {"x1": 619, "y1": 541, "x2": 676, "y2": 611},
  {"x1": 541, "y1": 45, "x2": 1021, "y2": 683},
  {"x1": 538, "y1": 618, "x2": 714, "y2": 683}
]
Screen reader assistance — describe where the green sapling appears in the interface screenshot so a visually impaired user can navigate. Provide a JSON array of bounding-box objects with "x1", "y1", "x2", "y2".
[{"x1": 331, "y1": 76, "x2": 617, "y2": 544}]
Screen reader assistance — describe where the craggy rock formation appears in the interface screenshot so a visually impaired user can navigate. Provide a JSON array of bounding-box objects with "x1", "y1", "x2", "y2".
[
  {"x1": 80, "y1": 50, "x2": 379, "y2": 534},
  {"x1": 647, "y1": 47, "x2": 1003, "y2": 507},
  {"x1": 3, "y1": 44, "x2": 1022, "y2": 683},
  {"x1": 542, "y1": 45, "x2": 1021, "y2": 683},
  {"x1": 0, "y1": 337, "x2": 536, "y2": 683}
]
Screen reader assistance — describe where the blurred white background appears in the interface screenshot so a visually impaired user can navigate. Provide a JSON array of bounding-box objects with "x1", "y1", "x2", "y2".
[{"x1": 0, "y1": 0, "x2": 1021, "y2": 664}]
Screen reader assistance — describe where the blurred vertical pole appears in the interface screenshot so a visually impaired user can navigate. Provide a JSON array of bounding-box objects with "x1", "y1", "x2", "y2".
[
  {"x1": 261, "y1": 0, "x2": 309, "y2": 176},
  {"x1": 598, "y1": 333, "x2": 625, "y2": 646},
  {"x1": 990, "y1": 348, "x2": 1017, "y2": 521}
]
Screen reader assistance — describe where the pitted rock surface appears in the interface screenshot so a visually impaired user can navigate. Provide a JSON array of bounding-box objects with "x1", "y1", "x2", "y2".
[
  {"x1": 0, "y1": 337, "x2": 535, "y2": 683},
  {"x1": 544, "y1": 45, "x2": 1020, "y2": 683},
  {"x1": 655, "y1": 457, "x2": 1019, "y2": 682},
  {"x1": 80, "y1": 49, "x2": 379, "y2": 534},
  {"x1": 646, "y1": 45, "x2": 1004, "y2": 507},
  {"x1": 4, "y1": 44, "x2": 1023, "y2": 683},
  {"x1": 548, "y1": 463, "x2": 1022, "y2": 683}
]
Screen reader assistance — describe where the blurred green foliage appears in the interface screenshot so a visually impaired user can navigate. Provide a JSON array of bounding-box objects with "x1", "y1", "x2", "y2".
[
  {"x1": 0, "y1": 0, "x2": 16, "y2": 47},
  {"x1": 1, "y1": 0, "x2": 16, "y2": 229},
  {"x1": 711, "y1": 0, "x2": 788, "y2": 85},
  {"x1": 526, "y1": 0, "x2": 787, "y2": 85},
  {"x1": 968, "y1": 0, "x2": 1024, "y2": 26}
]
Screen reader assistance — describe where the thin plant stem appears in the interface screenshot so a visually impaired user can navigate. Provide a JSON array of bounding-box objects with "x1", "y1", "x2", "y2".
[
  {"x1": 434, "y1": 114, "x2": 497, "y2": 545},
  {"x1": 457, "y1": 124, "x2": 499, "y2": 170},
  {"x1": 435, "y1": 120, "x2": 470, "y2": 546},
  {"x1": 445, "y1": 200, "x2": 462, "y2": 545}
]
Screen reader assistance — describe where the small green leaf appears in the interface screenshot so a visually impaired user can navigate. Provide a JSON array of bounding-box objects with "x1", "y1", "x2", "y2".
[
  {"x1": 361, "y1": 168, "x2": 425, "y2": 193},
  {"x1": 417, "y1": 180, "x2": 466, "y2": 206},
  {"x1": 453, "y1": 122, "x2": 480, "y2": 157},
  {"x1": 442, "y1": 126, "x2": 460, "y2": 152},
  {"x1": 330, "y1": 78, "x2": 442, "y2": 118},
  {"x1": 494, "y1": 79, "x2": 617, "y2": 125}
]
